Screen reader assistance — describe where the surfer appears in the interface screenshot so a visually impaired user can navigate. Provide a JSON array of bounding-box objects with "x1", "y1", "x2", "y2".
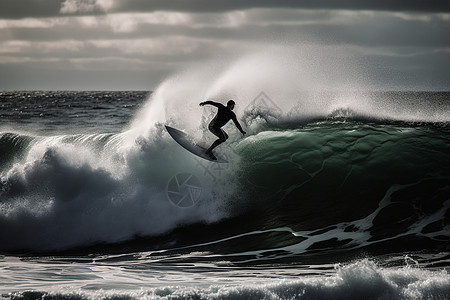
[{"x1": 199, "y1": 100, "x2": 246, "y2": 160}]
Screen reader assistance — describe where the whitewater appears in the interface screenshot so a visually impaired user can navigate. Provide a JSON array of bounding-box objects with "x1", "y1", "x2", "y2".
[{"x1": 0, "y1": 48, "x2": 449, "y2": 299}]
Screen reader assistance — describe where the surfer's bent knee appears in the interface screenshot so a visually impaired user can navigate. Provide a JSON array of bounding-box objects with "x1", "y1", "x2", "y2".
[
  {"x1": 209, "y1": 124, "x2": 227, "y2": 142},
  {"x1": 221, "y1": 131, "x2": 228, "y2": 142}
]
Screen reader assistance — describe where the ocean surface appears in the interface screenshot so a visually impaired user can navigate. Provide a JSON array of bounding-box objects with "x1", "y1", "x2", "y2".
[{"x1": 0, "y1": 90, "x2": 449, "y2": 299}]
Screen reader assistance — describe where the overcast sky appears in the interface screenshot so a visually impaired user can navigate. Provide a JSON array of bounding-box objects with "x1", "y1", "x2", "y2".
[{"x1": 0, "y1": 0, "x2": 449, "y2": 90}]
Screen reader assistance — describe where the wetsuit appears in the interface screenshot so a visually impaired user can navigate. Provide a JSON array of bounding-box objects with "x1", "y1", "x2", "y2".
[{"x1": 202, "y1": 101, "x2": 244, "y2": 153}]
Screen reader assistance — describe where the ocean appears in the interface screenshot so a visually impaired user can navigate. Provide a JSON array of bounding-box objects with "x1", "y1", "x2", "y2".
[{"x1": 0, "y1": 90, "x2": 449, "y2": 299}]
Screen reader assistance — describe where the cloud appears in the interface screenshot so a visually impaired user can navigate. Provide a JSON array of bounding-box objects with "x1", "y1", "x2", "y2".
[
  {"x1": 105, "y1": 0, "x2": 450, "y2": 14},
  {"x1": 0, "y1": 0, "x2": 112, "y2": 19},
  {"x1": 0, "y1": 0, "x2": 62, "y2": 19},
  {"x1": 3, "y1": 10, "x2": 449, "y2": 47},
  {"x1": 60, "y1": 0, "x2": 113, "y2": 14},
  {"x1": 0, "y1": 0, "x2": 449, "y2": 19},
  {"x1": 0, "y1": 2, "x2": 449, "y2": 90}
]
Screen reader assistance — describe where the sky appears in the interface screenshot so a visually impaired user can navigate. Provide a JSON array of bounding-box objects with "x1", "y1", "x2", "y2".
[{"x1": 0, "y1": 0, "x2": 449, "y2": 90}]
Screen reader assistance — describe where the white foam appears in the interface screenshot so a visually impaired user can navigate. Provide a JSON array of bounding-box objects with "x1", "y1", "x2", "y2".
[
  {"x1": 8, "y1": 259, "x2": 448, "y2": 299},
  {"x1": 0, "y1": 127, "x2": 236, "y2": 251}
]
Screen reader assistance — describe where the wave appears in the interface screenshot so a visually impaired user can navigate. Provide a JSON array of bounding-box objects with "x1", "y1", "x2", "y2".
[
  {"x1": 0, "y1": 114, "x2": 449, "y2": 254},
  {"x1": 0, "y1": 123, "x2": 236, "y2": 251},
  {"x1": 6, "y1": 259, "x2": 450, "y2": 299},
  {"x1": 235, "y1": 122, "x2": 449, "y2": 255}
]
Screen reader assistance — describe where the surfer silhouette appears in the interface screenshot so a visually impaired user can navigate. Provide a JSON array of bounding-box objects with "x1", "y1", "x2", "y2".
[{"x1": 199, "y1": 100, "x2": 246, "y2": 160}]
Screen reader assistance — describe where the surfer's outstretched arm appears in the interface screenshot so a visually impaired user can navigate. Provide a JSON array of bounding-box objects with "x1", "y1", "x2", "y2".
[
  {"x1": 199, "y1": 101, "x2": 219, "y2": 107},
  {"x1": 232, "y1": 116, "x2": 246, "y2": 135}
]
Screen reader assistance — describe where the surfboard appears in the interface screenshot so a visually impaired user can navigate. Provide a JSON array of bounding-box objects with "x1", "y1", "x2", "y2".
[{"x1": 165, "y1": 125, "x2": 228, "y2": 163}]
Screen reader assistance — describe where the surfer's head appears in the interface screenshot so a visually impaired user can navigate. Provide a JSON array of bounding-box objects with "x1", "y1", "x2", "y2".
[{"x1": 227, "y1": 100, "x2": 235, "y2": 110}]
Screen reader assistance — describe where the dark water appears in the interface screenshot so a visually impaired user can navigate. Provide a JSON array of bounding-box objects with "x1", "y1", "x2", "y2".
[
  {"x1": 0, "y1": 91, "x2": 449, "y2": 299},
  {"x1": 0, "y1": 91, "x2": 147, "y2": 134}
]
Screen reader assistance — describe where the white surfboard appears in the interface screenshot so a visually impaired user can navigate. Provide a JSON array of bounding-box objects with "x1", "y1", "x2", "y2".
[{"x1": 165, "y1": 125, "x2": 228, "y2": 163}]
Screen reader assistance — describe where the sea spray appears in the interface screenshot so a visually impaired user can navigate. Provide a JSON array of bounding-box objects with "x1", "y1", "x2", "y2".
[
  {"x1": 126, "y1": 46, "x2": 447, "y2": 148},
  {"x1": 0, "y1": 128, "x2": 235, "y2": 251}
]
